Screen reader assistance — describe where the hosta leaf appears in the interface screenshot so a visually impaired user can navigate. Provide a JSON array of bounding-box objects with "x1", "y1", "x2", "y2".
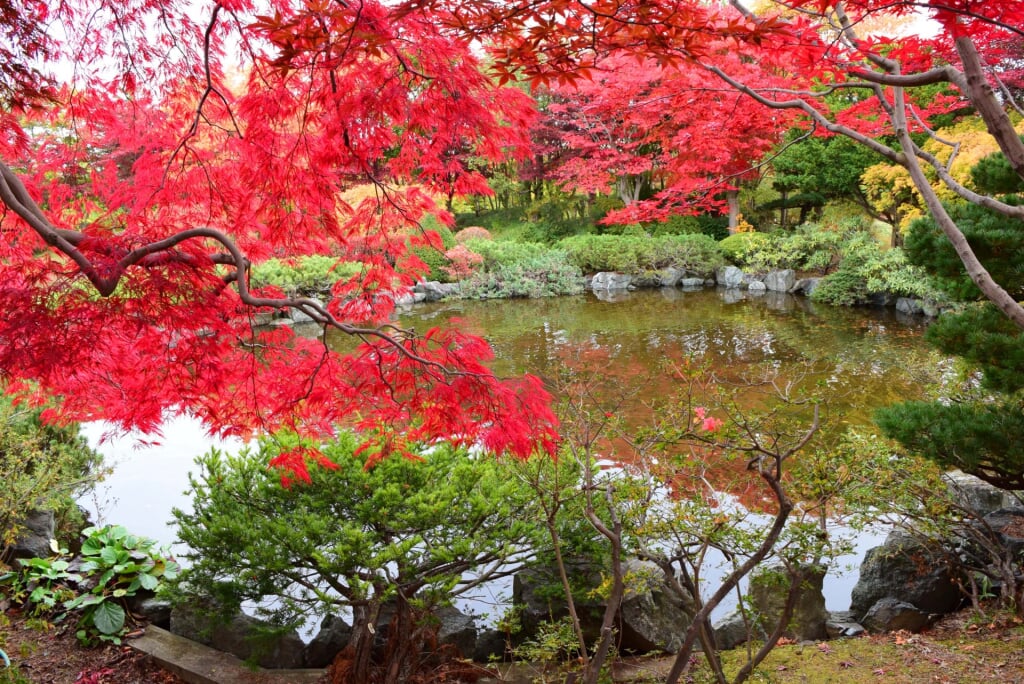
[{"x1": 91, "y1": 601, "x2": 125, "y2": 635}]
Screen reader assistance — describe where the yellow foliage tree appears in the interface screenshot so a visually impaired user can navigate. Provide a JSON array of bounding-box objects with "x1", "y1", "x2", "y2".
[{"x1": 861, "y1": 163, "x2": 923, "y2": 245}]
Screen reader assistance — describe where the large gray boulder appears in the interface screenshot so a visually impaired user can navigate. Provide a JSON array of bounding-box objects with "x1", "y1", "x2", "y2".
[
  {"x1": 414, "y1": 280, "x2": 460, "y2": 302},
  {"x1": 896, "y1": 297, "x2": 924, "y2": 315},
  {"x1": 617, "y1": 560, "x2": 694, "y2": 654},
  {"x1": 9, "y1": 510, "x2": 55, "y2": 560},
  {"x1": 658, "y1": 267, "x2": 684, "y2": 288},
  {"x1": 712, "y1": 610, "x2": 750, "y2": 650},
  {"x1": 170, "y1": 603, "x2": 305, "y2": 669},
  {"x1": 716, "y1": 266, "x2": 745, "y2": 289},
  {"x1": 860, "y1": 598, "x2": 931, "y2": 634},
  {"x1": 513, "y1": 558, "x2": 695, "y2": 655},
  {"x1": 590, "y1": 272, "x2": 634, "y2": 291},
  {"x1": 288, "y1": 298, "x2": 326, "y2": 324},
  {"x1": 790, "y1": 278, "x2": 821, "y2": 296},
  {"x1": 304, "y1": 615, "x2": 352, "y2": 668},
  {"x1": 981, "y1": 508, "x2": 1024, "y2": 558},
  {"x1": 825, "y1": 610, "x2": 865, "y2": 638},
  {"x1": 435, "y1": 605, "x2": 478, "y2": 658},
  {"x1": 473, "y1": 629, "x2": 509, "y2": 663},
  {"x1": 749, "y1": 564, "x2": 828, "y2": 642},
  {"x1": 512, "y1": 562, "x2": 604, "y2": 644},
  {"x1": 763, "y1": 269, "x2": 796, "y2": 293},
  {"x1": 679, "y1": 277, "x2": 706, "y2": 289},
  {"x1": 944, "y1": 471, "x2": 1022, "y2": 517},
  {"x1": 850, "y1": 531, "x2": 962, "y2": 619}
]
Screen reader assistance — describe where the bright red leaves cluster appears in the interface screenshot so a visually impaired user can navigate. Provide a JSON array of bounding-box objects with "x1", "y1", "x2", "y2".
[{"x1": 0, "y1": 0, "x2": 553, "y2": 479}]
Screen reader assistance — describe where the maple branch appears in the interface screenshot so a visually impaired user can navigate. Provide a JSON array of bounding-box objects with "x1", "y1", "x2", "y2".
[
  {"x1": 956, "y1": 36, "x2": 1024, "y2": 182},
  {"x1": 0, "y1": 155, "x2": 470, "y2": 375},
  {"x1": 0, "y1": 160, "x2": 102, "y2": 284},
  {"x1": 889, "y1": 81, "x2": 1024, "y2": 329},
  {"x1": 697, "y1": 64, "x2": 906, "y2": 166},
  {"x1": 848, "y1": 66, "x2": 966, "y2": 89}
]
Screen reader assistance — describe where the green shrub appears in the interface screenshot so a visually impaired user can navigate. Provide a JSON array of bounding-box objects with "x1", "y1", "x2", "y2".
[
  {"x1": 722, "y1": 222, "x2": 876, "y2": 275},
  {"x1": 0, "y1": 396, "x2": 104, "y2": 565},
  {"x1": 811, "y1": 235, "x2": 938, "y2": 306},
  {"x1": 650, "y1": 214, "x2": 701, "y2": 237},
  {"x1": 459, "y1": 249, "x2": 584, "y2": 298},
  {"x1": 719, "y1": 232, "x2": 770, "y2": 266},
  {"x1": 747, "y1": 224, "x2": 847, "y2": 273},
  {"x1": 171, "y1": 432, "x2": 548, "y2": 679},
  {"x1": 250, "y1": 255, "x2": 362, "y2": 295},
  {"x1": 808, "y1": 268, "x2": 870, "y2": 306},
  {"x1": 558, "y1": 234, "x2": 725, "y2": 276},
  {"x1": 588, "y1": 195, "x2": 625, "y2": 223},
  {"x1": 454, "y1": 208, "x2": 524, "y2": 232},
  {"x1": 466, "y1": 239, "x2": 552, "y2": 269},
  {"x1": 598, "y1": 221, "x2": 648, "y2": 236},
  {"x1": 409, "y1": 218, "x2": 457, "y2": 282},
  {"x1": 695, "y1": 214, "x2": 730, "y2": 241}
]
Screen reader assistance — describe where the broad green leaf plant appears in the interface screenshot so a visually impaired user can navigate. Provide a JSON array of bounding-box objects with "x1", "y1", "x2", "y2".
[{"x1": 1, "y1": 525, "x2": 179, "y2": 645}]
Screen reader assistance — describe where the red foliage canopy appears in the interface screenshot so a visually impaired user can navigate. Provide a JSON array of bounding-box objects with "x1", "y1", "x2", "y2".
[
  {"x1": 4, "y1": 0, "x2": 1024, "y2": 481},
  {"x1": 0, "y1": 0, "x2": 555, "y2": 479},
  {"x1": 540, "y1": 50, "x2": 794, "y2": 219}
]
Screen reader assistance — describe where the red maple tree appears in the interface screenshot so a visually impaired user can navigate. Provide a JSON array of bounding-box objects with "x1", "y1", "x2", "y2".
[
  {"x1": 538, "y1": 50, "x2": 793, "y2": 227},
  {"x1": 0, "y1": 0, "x2": 556, "y2": 479}
]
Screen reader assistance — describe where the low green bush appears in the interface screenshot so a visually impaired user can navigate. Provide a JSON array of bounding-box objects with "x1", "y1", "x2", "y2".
[
  {"x1": 454, "y1": 208, "x2": 523, "y2": 232},
  {"x1": 811, "y1": 234, "x2": 939, "y2": 306},
  {"x1": 650, "y1": 214, "x2": 701, "y2": 237},
  {"x1": 250, "y1": 255, "x2": 362, "y2": 295},
  {"x1": 696, "y1": 215, "x2": 730, "y2": 241},
  {"x1": 589, "y1": 195, "x2": 625, "y2": 223},
  {"x1": 0, "y1": 396, "x2": 104, "y2": 565},
  {"x1": 409, "y1": 218, "x2": 457, "y2": 282},
  {"x1": 748, "y1": 224, "x2": 847, "y2": 273},
  {"x1": 719, "y1": 232, "x2": 771, "y2": 266},
  {"x1": 722, "y1": 222, "x2": 866, "y2": 274},
  {"x1": 466, "y1": 239, "x2": 551, "y2": 269},
  {"x1": 459, "y1": 247, "x2": 584, "y2": 299},
  {"x1": 558, "y1": 234, "x2": 725, "y2": 276},
  {"x1": 656, "y1": 214, "x2": 729, "y2": 241}
]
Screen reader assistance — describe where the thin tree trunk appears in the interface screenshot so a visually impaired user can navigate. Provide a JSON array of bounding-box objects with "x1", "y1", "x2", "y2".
[{"x1": 726, "y1": 190, "x2": 740, "y2": 233}]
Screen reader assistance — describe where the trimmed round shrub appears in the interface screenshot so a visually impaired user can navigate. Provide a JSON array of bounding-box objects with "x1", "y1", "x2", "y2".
[
  {"x1": 454, "y1": 226, "x2": 493, "y2": 243},
  {"x1": 558, "y1": 234, "x2": 725, "y2": 276},
  {"x1": 719, "y1": 232, "x2": 770, "y2": 266}
]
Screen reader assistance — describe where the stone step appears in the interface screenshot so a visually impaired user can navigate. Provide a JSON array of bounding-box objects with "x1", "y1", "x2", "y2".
[{"x1": 129, "y1": 626, "x2": 324, "y2": 684}]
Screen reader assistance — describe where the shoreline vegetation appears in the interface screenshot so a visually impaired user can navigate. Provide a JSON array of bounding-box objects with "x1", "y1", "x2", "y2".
[{"x1": 251, "y1": 215, "x2": 948, "y2": 317}]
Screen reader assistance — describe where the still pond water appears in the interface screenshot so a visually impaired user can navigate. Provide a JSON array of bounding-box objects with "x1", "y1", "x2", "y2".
[{"x1": 82, "y1": 288, "x2": 938, "y2": 612}]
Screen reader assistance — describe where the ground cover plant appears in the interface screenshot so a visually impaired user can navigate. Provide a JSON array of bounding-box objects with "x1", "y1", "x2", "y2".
[{"x1": 1, "y1": 526, "x2": 179, "y2": 646}]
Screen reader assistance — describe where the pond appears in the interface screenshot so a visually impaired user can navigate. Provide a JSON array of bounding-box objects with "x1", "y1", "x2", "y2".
[{"x1": 81, "y1": 288, "x2": 938, "y2": 615}]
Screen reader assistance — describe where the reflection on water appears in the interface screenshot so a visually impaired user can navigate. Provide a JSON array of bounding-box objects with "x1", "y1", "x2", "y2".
[
  {"x1": 384, "y1": 289, "x2": 935, "y2": 427},
  {"x1": 82, "y1": 288, "x2": 936, "y2": 611}
]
